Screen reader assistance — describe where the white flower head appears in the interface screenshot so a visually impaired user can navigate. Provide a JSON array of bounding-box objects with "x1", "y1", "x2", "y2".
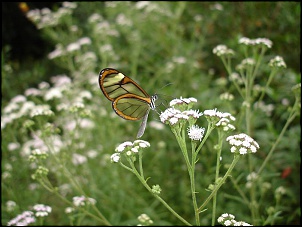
[
  {"x1": 204, "y1": 109, "x2": 235, "y2": 128},
  {"x1": 188, "y1": 125, "x2": 205, "y2": 141},
  {"x1": 134, "y1": 140, "x2": 150, "y2": 148},
  {"x1": 72, "y1": 153, "x2": 88, "y2": 165},
  {"x1": 226, "y1": 133, "x2": 259, "y2": 155},
  {"x1": 169, "y1": 97, "x2": 197, "y2": 110},
  {"x1": 66, "y1": 42, "x2": 81, "y2": 52},
  {"x1": 269, "y1": 55, "x2": 286, "y2": 68},
  {"x1": 72, "y1": 196, "x2": 96, "y2": 207},
  {"x1": 213, "y1": 45, "x2": 235, "y2": 57},
  {"x1": 32, "y1": 204, "x2": 52, "y2": 217},
  {"x1": 112, "y1": 140, "x2": 151, "y2": 163},
  {"x1": 7, "y1": 211, "x2": 35, "y2": 226},
  {"x1": 160, "y1": 108, "x2": 181, "y2": 124},
  {"x1": 183, "y1": 109, "x2": 203, "y2": 119},
  {"x1": 239, "y1": 37, "x2": 272, "y2": 48},
  {"x1": 115, "y1": 141, "x2": 133, "y2": 152}
]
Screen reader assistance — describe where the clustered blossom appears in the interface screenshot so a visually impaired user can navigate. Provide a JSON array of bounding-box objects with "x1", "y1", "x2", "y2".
[
  {"x1": 30, "y1": 104, "x2": 54, "y2": 118},
  {"x1": 269, "y1": 56, "x2": 287, "y2": 68},
  {"x1": 217, "y1": 213, "x2": 252, "y2": 226},
  {"x1": 203, "y1": 108, "x2": 236, "y2": 131},
  {"x1": 275, "y1": 186, "x2": 287, "y2": 197},
  {"x1": 187, "y1": 125, "x2": 205, "y2": 141},
  {"x1": 239, "y1": 37, "x2": 272, "y2": 49},
  {"x1": 229, "y1": 72, "x2": 244, "y2": 85},
  {"x1": 169, "y1": 97, "x2": 197, "y2": 108},
  {"x1": 32, "y1": 204, "x2": 52, "y2": 217},
  {"x1": 28, "y1": 149, "x2": 49, "y2": 162},
  {"x1": 226, "y1": 133, "x2": 260, "y2": 155},
  {"x1": 111, "y1": 140, "x2": 151, "y2": 163},
  {"x1": 245, "y1": 172, "x2": 258, "y2": 188},
  {"x1": 220, "y1": 92, "x2": 234, "y2": 101},
  {"x1": 47, "y1": 37, "x2": 92, "y2": 59},
  {"x1": 254, "y1": 101, "x2": 275, "y2": 117},
  {"x1": 26, "y1": 2, "x2": 77, "y2": 29},
  {"x1": 137, "y1": 213, "x2": 154, "y2": 226},
  {"x1": 236, "y1": 58, "x2": 256, "y2": 71},
  {"x1": 160, "y1": 97, "x2": 202, "y2": 126},
  {"x1": 213, "y1": 45, "x2": 235, "y2": 57},
  {"x1": 31, "y1": 166, "x2": 49, "y2": 180},
  {"x1": 7, "y1": 211, "x2": 36, "y2": 226},
  {"x1": 151, "y1": 184, "x2": 162, "y2": 195},
  {"x1": 6, "y1": 200, "x2": 17, "y2": 212},
  {"x1": 72, "y1": 153, "x2": 88, "y2": 165},
  {"x1": 72, "y1": 196, "x2": 96, "y2": 207}
]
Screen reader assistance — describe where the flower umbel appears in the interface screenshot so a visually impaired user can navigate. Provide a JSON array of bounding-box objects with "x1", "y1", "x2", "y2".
[
  {"x1": 213, "y1": 45, "x2": 235, "y2": 57},
  {"x1": 226, "y1": 133, "x2": 260, "y2": 155},
  {"x1": 111, "y1": 140, "x2": 151, "y2": 163},
  {"x1": 160, "y1": 97, "x2": 202, "y2": 127},
  {"x1": 269, "y1": 56, "x2": 286, "y2": 68},
  {"x1": 72, "y1": 196, "x2": 96, "y2": 207},
  {"x1": 32, "y1": 204, "x2": 52, "y2": 217},
  {"x1": 7, "y1": 211, "x2": 36, "y2": 226},
  {"x1": 137, "y1": 213, "x2": 153, "y2": 226},
  {"x1": 217, "y1": 213, "x2": 252, "y2": 226}
]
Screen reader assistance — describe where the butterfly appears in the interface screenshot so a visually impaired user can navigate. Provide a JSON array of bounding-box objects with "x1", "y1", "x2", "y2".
[{"x1": 98, "y1": 68, "x2": 158, "y2": 138}]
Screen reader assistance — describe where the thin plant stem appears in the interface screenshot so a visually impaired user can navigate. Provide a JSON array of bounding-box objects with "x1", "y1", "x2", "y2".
[
  {"x1": 211, "y1": 131, "x2": 223, "y2": 226},
  {"x1": 257, "y1": 101, "x2": 299, "y2": 175},
  {"x1": 198, "y1": 155, "x2": 241, "y2": 213},
  {"x1": 126, "y1": 157, "x2": 192, "y2": 226},
  {"x1": 191, "y1": 142, "x2": 200, "y2": 226}
]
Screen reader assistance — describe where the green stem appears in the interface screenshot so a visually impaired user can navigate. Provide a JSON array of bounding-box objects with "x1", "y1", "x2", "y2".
[
  {"x1": 257, "y1": 69, "x2": 278, "y2": 107},
  {"x1": 229, "y1": 177, "x2": 250, "y2": 205},
  {"x1": 126, "y1": 157, "x2": 192, "y2": 226},
  {"x1": 198, "y1": 155, "x2": 240, "y2": 213},
  {"x1": 211, "y1": 131, "x2": 223, "y2": 226},
  {"x1": 172, "y1": 127, "x2": 192, "y2": 171},
  {"x1": 139, "y1": 151, "x2": 144, "y2": 179},
  {"x1": 257, "y1": 103, "x2": 299, "y2": 175},
  {"x1": 191, "y1": 142, "x2": 200, "y2": 226}
]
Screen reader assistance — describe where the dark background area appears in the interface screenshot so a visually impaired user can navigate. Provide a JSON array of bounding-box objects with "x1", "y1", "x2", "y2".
[{"x1": 2, "y1": 2, "x2": 59, "y2": 61}]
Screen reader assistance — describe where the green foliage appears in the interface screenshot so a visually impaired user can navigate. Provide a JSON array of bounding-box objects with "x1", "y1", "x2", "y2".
[{"x1": 1, "y1": 2, "x2": 300, "y2": 226}]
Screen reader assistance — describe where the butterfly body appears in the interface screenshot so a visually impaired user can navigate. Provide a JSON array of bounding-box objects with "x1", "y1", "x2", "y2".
[{"x1": 98, "y1": 68, "x2": 157, "y2": 137}]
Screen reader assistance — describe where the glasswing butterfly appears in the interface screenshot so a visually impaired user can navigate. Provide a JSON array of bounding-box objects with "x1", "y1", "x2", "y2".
[{"x1": 98, "y1": 68, "x2": 158, "y2": 138}]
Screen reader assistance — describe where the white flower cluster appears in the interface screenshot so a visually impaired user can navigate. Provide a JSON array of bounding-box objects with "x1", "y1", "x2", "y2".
[
  {"x1": 203, "y1": 108, "x2": 236, "y2": 131},
  {"x1": 48, "y1": 37, "x2": 92, "y2": 59},
  {"x1": 1, "y1": 95, "x2": 55, "y2": 129},
  {"x1": 6, "y1": 200, "x2": 17, "y2": 212},
  {"x1": 28, "y1": 149, "x2": 48, "y2": 162},
  {"x1": 160, "y1": 97, "x2": 202, "y2": 125},
  {"x1": 111, "y1": 140, "x2": 151, "y2": 163},
  {"x1": 169, "y1": 97, "x2": 197, "y2": 107},
  {"x1": 269, "y1": 56, "x2": 287, "y2": 68},
  {"x1": 26, "y1": 2, "x2": 77, "y2": 29},
  {"x1": 220, "y1": 92, "x2": 234, "y2": 101},
  {"x1": 7, "y1": 211, "x2": 35, "y2": 226},
  {"x1": 236, "y1": 58, "x2": 256, "y2": 71},
  {"x1": 187, "y1": 125, "x2": 205, "y2": 141},
  {"x1": 226, "y1": 133, "x2": 260, "y2": 155},
  {"x1": 213, "y1": 45, "x2": 235, "y2": 57},
  {"x1": 137, "y1": 213, "x2": 154, "y2": 226},
  {"x1": 245, "y1": 172, "x2": 258, "y2": 188},
  {"x1": 239, "y1": 37, "x2": 272, "y2": 48},
  {"x1": 72, "y1": 195, "x2": 96, "y2": 207},
  {"x1": 217, "y1": 213, "x2": 252, "y2": 226},
  {"x1": 32, "y1": 204, "x2": 52, "y2": 217},
  {"x1": 30, "y1": 104, "x2": 54, "y2": 118}
]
